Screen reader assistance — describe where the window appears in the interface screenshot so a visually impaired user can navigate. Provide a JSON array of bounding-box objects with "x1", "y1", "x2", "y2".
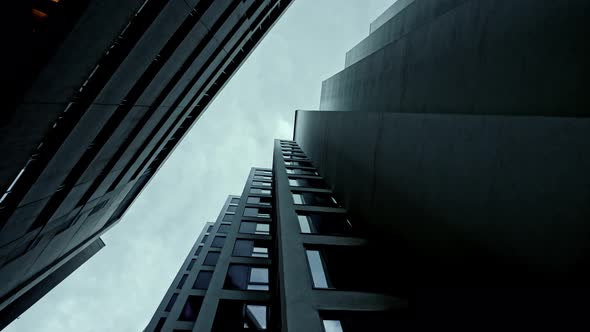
[
  {"x1": 223, "y1": 214, "x2": 234, "y2": 222},
  {"x1": 306, "y1": 250, "x2": 330, "y2": 288},
  {"x1": 250, "y1": 188, "x2": 271, "y2": 195},
  {"x1": 252, "y1": 181, "x2": 271, "y2": 187},
  {"x1": 204, "y1": 252, "x2": 220, "y2": 266},
  {"x1": 211, "y1": 236, "x2": 226, "y2": 248},
  {"x1": 207, "y1": 225, "x2": 213, "y2": 232},
  {"x1": 254, "y1": 175, "x2": 272, "y2": 181},
  {"x1": 306, "y1": 246, "x2": 384, "y2": 292},
  {"x1": 323, "y1": 320, "x2": 344, "y2": 332},
  {"x1": 230, "y1": 197, "x2": 240, "y2": 205},
  {"x1": 247, "y1": 196, "x2": 271, "y2": 206},
  {"x1": 227, "y1": 205, "x2": 238, "y2": 212},
  {"x1": 288, "y1": 178, "x2": 326, "y2": 188},
  {"x1": 212, "y1": 300, "x2": 270, "y2": 331},
  {"x1": 178, "y1": 296, "x2": 204, "y2": 322},
  {"x1": 256, "y1": 170, "x2": 272, "y2": 176},
  {"x1": 218, "y1": 224, "x2": 231, "y2": 233},
  {"x1": 165, "y1": 293, "x2": 178, "y2": 312},
  {"x1": 187, "y1": 259, "x2": 196, "y2": 271},
  {"x1": 201, "y1": 234, "x2": 209, "y2": 243},
  {"x1": 244, "y1": 207, "x2": 271, "y2": 218},
  {"x1": 233, "y1": 239, "x2": 270, "y2": 258},
  {"x1": 297, "y1": 213, "x2": 353, "y2": 235},
  {"x1": 225, "y1": 265, "x2": 269, "y2": 291},
  {"x1": 154, "y1": 318, "x2": 165, "y2": 332},
  {"x1": 177, "y1": 274, "x2": 188, "y2": 289},
  {"x1": 286, "y1": 168, "x2": 318, "y2": 175},
  {"x1": 285, "y1": 160, "x2": 313, "y2": 167},
  {"x1": 240, "y1": 222, "x2": 270, "y2": 235},
  {"x1": 193, "y1": 271, "x2": 213, "y2": 289},
  {"x1": 292, "y1": 192, "x2": 339, "y2": 207},
  {"x1": 195, "y1": 246, "x2": 203, "y2": 256}
]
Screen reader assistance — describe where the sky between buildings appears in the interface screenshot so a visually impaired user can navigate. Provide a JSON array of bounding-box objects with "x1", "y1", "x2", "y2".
[{"x1": 5, "y1": 1, "x2": 395, "y2": 330}]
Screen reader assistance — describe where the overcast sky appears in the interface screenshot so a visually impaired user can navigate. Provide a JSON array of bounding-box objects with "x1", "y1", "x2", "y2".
[{"x1": 5, "y1": 1, "x2": 394, "y2": 330}]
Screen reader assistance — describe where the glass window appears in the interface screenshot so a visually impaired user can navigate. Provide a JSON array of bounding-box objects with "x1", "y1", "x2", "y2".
[
  {"x1": 201, "y1": 234, "x2": 208, "y2": 243},
  {"x1": 212, "y1": 300, "x2": 270, "y2": 331},
  {"x1": 193, "y1": 271, "x2": 213, "y2": 289},
  {"x1": 245, "y1": 305, "x2": 267, "y2": 330},
  {"x1": 289, "y1": 178, "x2": 326, "y2": 188},
  {"x1": 252, "y1": 247, "x2": 269, "y2": 258},
  {"x1": 286, "y1": 168, "x2": 318, "y2": 175},
  {"x1": 292, "y1": 192, "x2": 339, "y2": 207},
  {"x1": 244, "y1": 207, "x2": 271, "y2": 218},
  {"x1": 252, "y1": 181, "x2": 271, "y2": 187},
  {"x1": 218, "y1": 224, "x2": 231, "y2": 233},
  {"x1": 204, "y1": 252, "x2": 220, "y2": 266},
  {"x1": 230, "y1": 198, "x2": 240, "y2": 205},
  {"x1": 227, "y1": 205, "x2": 238, "y2": 212},
  {"x1": 323, "y1": 320, "x2": 344, "y2": 332},
  {"x1": 297, "y1": 213, "x2": 353, "y2": 235},
  {"x1": 250, "y1": 188, "x2": 271, "y2": 195},
  {"x1": 211, "y1": 236, "x2": 226, "y2": 248},
  {"x1": 239, "y1": 222, "x2": 270, "y2": 235},
  {"x1": 178, "y1": 296, "x2": 204, "y2": 322},
  {"x1": 195, "y1": 246, "x2": 203, "y2": 256},
  {"x1": 223, "y1": 214, "x2": 233, "y2": 222},
  {"x1": 247, "y1": 196, "x2": 271, "y2": 206},
  {"x1": 187, "y1": 259, "x2": 196, "y2": 271},
  {"x1": 165, "y1": 293, "x2": 178, "y2": 312},
  {"x1": 306, "y1": 250, "x2": 329, "y2": 288},
  {"x1": 207, "y1": 225, "x2": 213, "y2": 232},
  {"x1": 254, "y1": 175, "x2": 272, "y2": 181},
  {"x1": 177, "y1": 274, "x2": 188, "y2": 289},
  {"x1": 233, "y1": 239, "x2": 254, "y2": 257},
  {"x1": 225, "y1": 265, "x2": 269, "y2": 291}
]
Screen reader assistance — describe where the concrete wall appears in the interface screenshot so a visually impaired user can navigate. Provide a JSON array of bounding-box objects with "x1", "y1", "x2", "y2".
[
  {"x1": 325, "y1": 0, "x2": 590, "y2": 116},
  {"x1": 295, "y1": 110, "x2": 590, "y2": 287}
]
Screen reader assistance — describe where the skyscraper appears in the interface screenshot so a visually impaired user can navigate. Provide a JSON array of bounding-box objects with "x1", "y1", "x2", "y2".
[
  {"x1": 0, "y1": 1, "x2": 292, "y2": 327},
  {"x1": 295, "y1": 0, "x2": 590, "y2": 327},
  {"x1": 146, "y1": 140, "x2": 407, "y2": 332}
]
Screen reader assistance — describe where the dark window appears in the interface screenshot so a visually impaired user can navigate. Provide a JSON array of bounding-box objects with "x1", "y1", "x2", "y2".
[
  {"x1": 211, "y1": 236, "x2": 226, "y2": 248},
  {"x1": 212, "y1": 300, "x2": 270, "y2": 331},
  {"x1": 225, "y1": 264, "x2": 269, "y2": 291},
  {"x1": 288, "y1": 178, "x2": 326, "y2": 188},
  {"x1": 227, "y1": 205, "x2": 238, "y2": 212},
  {"x1": 306, "y1": 246, "x2": 385, "y2": 292},
  {"x1": 165, "y1": 293, "x2": 178, "y2": 312},
  {"x1": 195, "y1": 246, "x2": 203, "y2": 256},
  {"x1": 193, "y1": 271, "x2": 213, "y2": 289},
  {"x1": 244, "y1": 207, "x2": 271, "y2": 218},
  {"x1": 250, "y1": 188, "x2": 271, "y2": 195},
  {"x1": 240, "y1": 222, "x2": 270, "y2": 235},
  {"x1": 207, "y1": 225, "x2": 214, "y2": 232},
  {"x1": 297, "y1": 213, "x2": 353, "y2": 235},
  {"x1": 223, "y1": 214, "x2": 234, "y2": 222},
  {"x1": 178, "y1": 296, "x2": 204, "y2": 322},
  {"x1": 154, "y1": 318, "x2": 165, "y2": 332},
  {"x1": 292, "y1": 192, "x2": 339, "y2": 207},
  {"x1": 230, "y1": 198, "x2": 240, "y2": 204},
  {"x1": 252, "y1": 181, "x2": 271, "y2": 187},
  {"x1": 204, "y1": 252, "x2": 220, "y2": 266},
  {"x1": 218, "y1": 224, "x2": 231, "y2": 233},
  {"x1": 286, "y1": 168, "x2": 317, "y2": 175},
  {"x1": 177, "y1": 274, "x2": 188, "y2": 289},
  {"x1": 233, "y1": 240, "x2": 270, "y2": 258},
  {"x1": 247, "y1": 196, "x2": 272, "y2": 206},
  {"x1": 201, "y1": 234, "x2": 209, "y2": 243},
  {"x1": 254, "y1": 175, "x2": 272, "y2": 181},
  {"x1": 285, "y1": 160, "x2": 313, "y2": 167},
  {"x1": 187, "y1": 259, "x2": 196, "y2": 271}
]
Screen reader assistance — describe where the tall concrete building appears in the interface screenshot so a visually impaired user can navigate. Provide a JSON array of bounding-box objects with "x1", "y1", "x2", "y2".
[
  {"x1": 295, "y1": 0, "x2": 590, "y2": 328},
  {"x1": 146, "y1": 141, "x2": 407, "y2": 332},
  {"x1": 0, "y1": 0, "x2": 292, "y2": 327}
]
